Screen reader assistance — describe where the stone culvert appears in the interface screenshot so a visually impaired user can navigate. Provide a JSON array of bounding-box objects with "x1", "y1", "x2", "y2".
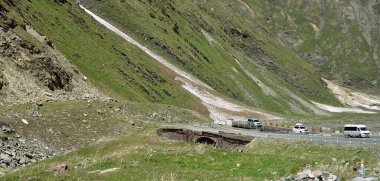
[{"x1": 157, "y1": 128, "x2": 254, "y2": 150}]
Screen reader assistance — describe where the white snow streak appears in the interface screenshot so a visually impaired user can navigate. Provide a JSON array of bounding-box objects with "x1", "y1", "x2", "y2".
[
  {"x1": 79, "y1": 5, "x2": 212, "y2": 90},
  {"x1": 312, "y1": 101, "x2": 376, "y2": 114},
  {"x1": 201, "y1": 29, "x2": 215, "y2": 45},
  {"x1": 80, "y1": 5, "x2": 280, "y2": 121}
]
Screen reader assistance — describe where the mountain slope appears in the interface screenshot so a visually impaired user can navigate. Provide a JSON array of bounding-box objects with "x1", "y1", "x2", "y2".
[
  {"x1": 0, "y1": 10, "x2": 104, "y2": 105},
  {"x1": 3, "y1": 0, "x2": 378, "y2": 120},
  {"x1": 0, "y1": 0, "x2": 208, "y2": 115},
  {"x1": 244, "y1": 0, "x2": 380, "y2": 91},
  {"x1": 78, "y1": 0, "x2": 341, "y2": 114}
]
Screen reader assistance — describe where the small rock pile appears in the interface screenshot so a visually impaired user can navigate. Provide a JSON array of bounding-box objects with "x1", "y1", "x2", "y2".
[
  {"x1": 0, "y1": 136, "x2": 56, "y2": 170},
  {"x1": 282, "y1": 169, "x2": 338, "y2": 181},
  {"x1": 1, "y1": 124, "x2": 14, "y2": 133}
]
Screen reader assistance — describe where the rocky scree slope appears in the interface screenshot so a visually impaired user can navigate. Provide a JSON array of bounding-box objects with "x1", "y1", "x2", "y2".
[
  {"x1": 0, "y1": 5, "x2": 105, "y2": 105},
  {"x1": 0, "y1": 99, "x2": 209, "y2": 171}
]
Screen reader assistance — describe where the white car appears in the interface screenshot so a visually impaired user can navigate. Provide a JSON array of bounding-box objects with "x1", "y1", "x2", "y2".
[
  {"x1": 247, "y1": 118, "x2": 262, "y2": 127},
  {"x1": 293, "y1": 124, "x2": 309, "y2": 134}
]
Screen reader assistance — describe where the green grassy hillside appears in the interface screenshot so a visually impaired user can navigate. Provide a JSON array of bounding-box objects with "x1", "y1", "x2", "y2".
[
  {"x1": 79, "y1": 0, "x2": 341, "y2": 113},
  {"x1": 0, "y1": 0, "x2": 208, "y2": 115},
  {"x1": 244, "y1": 0, "x2": 380, "y2": 92},
  {"x1": 2, "y1": 127, "x2": 379, "y2": 180},
  {"x1": 1, "y1": 1, "x2": 380, "y2": 179},
  {"x1": 0, "y1": 0, "x2": 345, "y2": 117}
]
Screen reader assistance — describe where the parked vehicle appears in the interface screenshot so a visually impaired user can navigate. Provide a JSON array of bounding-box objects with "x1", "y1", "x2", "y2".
[
  {"x1": 343, "y1": 124, "x2": 370, "y2": 138},
  {"x1": 293, "y1": 123, "x2": 309, "y2": 134},
  {"x1": 247, "y1": 118, "x2": 262, "y2": 127}
]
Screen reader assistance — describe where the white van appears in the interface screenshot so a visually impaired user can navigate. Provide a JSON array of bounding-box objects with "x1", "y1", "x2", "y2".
[{"x1": 343, "y1": 124, "x2": 370, "y2": 138}]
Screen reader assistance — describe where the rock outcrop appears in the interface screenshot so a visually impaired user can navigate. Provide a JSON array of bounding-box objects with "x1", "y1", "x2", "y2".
[{"x1": 0, "y1": 24, "x2": 106, "y2": 105}]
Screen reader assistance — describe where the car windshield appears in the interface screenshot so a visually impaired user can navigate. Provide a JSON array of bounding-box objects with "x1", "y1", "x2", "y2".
[{"x1": 360, "y1": 127, "x2": 368, "y2": 131}]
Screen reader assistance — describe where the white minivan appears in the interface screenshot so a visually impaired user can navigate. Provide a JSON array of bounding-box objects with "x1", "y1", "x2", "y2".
[{"x1": 343, "y1": 124, "x2": 370, "y2": 138}]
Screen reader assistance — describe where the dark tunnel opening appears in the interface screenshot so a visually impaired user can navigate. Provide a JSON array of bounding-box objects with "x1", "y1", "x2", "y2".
[{"x1": 196, "y1": 137, "x2": 215, "y2": 145}]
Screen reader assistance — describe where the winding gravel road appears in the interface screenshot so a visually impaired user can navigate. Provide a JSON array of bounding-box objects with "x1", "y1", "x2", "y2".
[{"x1": 167, "y1": 124, "x2": 380, "y2": 146}]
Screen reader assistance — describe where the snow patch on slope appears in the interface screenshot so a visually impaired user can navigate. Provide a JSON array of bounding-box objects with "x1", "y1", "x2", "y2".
[
  {"x1": 312, "y1": 101, "x2": 376, "y2": 114},
  {"x1": 200, "y1": 28, "x2": 279, "y2": 98},
  {"x1": 234, "y1": 59, "x2": 278, "y2": 97},
  {"x1": 311, "y1": 78, "x2": 380, "y2": 114},
  {"x1": 323, "y1": 78, "x2": 380, "y2": 111},
  {"x1": 80, "y1": 5, "x2": 212, "y2": 90},
  {"x1": 179, "y1": 78, "x2": 282, "y2": 121},
  {"x1": 201, "y1": 29, "x2": 215, "y2": 45},
  {"x1": 80, "y1": 5, "x2": 281, "y2": 121},
  {"x1": 201, "y1": 25, "x2": 327, "y2": 115}
]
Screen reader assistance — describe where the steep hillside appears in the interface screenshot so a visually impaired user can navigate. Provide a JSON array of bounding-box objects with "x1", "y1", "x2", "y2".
[
  {"x1": 0, "y1": 1, "x2": 380, "y2": 179},
  {"x1": 245, "y1": 0, "x2": 380, "y2": 91},
  {"x1": 1, "y1": 0, "x2": 378, "y2": 121},
  {"x1": 0, "y1": 12, "x2": 105, "y2": 105},
  {"x1": 1, "y1": 0, "x2": 208, "y2": 110},
  {"x1": 78, "y1": 0, "x2": 341, "y2": 115}
]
